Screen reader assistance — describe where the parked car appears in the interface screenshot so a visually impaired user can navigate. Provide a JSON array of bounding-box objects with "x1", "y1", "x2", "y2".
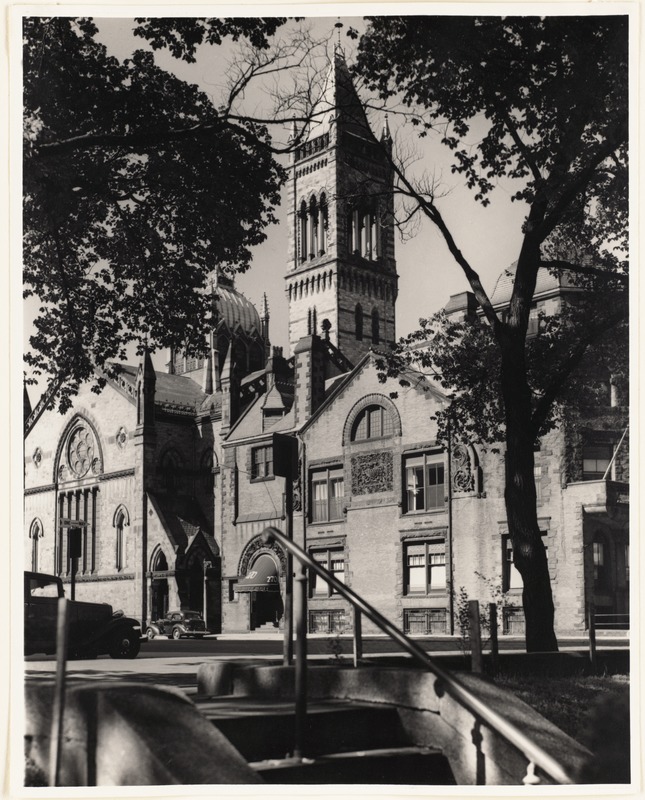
[
  {"x1": 146, "y1": 610, "x2": 208, "y2": 640},
  {"x1": 24, "y1": 571, "x2": 142, "y2": 659}
]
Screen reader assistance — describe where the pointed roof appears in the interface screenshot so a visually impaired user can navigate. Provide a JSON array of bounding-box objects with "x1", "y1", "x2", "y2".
[{"x1": 307, "y1": 50, "x2": 374, "y2": 142}]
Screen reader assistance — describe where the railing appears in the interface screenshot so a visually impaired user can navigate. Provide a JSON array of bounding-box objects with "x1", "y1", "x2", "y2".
[
  {"x1": 595, "y1": 613, "x2": 630, "y2": 630},
  {"x1": 262, "y1": 526, "x2": 575, "y2": 785}
]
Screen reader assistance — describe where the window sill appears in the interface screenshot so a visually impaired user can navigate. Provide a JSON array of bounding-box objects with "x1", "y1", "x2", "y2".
[
  {"x1": 250, "y1": 475, "x2": 275, "y2": 484},
  {"x1": 403, "y1": 507, "x2": 447, "y2": 516},
  {"x1": 309, "y1": 518, "x2": 346, "y2": 526}
]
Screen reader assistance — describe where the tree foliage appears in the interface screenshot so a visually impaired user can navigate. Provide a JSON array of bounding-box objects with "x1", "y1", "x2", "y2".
[
  {"x1": 24, "y1": 17, "x2": 286, "y2": 412},
  {"x1": 356, "y1": 15, "x2": 628, "y2": 651},
  {"x1": 133, "y1": 17, "x2": 288, "y2": 62}
]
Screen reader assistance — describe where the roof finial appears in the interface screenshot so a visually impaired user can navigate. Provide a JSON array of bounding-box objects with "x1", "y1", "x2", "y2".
[
  {"x1": 381, "y1": 112, "x2": 392, "y2": 144},
  {"x1": 334, "y1": 19, "x2": 343, "y2": 54}
]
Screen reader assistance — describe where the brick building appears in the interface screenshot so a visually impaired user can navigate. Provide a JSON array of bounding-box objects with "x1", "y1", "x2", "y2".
[{"x1": 24, "y1": 52, "x2": 629, "y2": 638}]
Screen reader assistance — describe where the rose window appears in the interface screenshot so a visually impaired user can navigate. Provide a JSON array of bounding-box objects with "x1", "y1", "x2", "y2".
[{"x1": 67, "y1": 426, "x2": 95, "y2": 477}]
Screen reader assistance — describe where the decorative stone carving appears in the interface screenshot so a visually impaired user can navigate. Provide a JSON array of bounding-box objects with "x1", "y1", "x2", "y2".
[
  {"x1": 67, "y1": 425, "x2": 96, "y2": 478},
  {"x1": 292, "y1": 460, "x2": 302, "y2": 512},
  {"x1": 239, "y1": 536, "x2": 287, "y2": 577},
  {"x1": 33, "y1": 447, "x2": 42, "y2": 467},
  {"x1": 58, "y1": 465, "x2": 66, "y2": 481},
  {"x1": 91, "y1": 456, "x2": 103, "y2": 475},
  {"x1": 451, "y1": 444, "x2": 477, "y2": 493},
  {"x1": 351, "y1": 452, "x2": 393, "y2": 495},
  {"x1": 116, "y1": 426, "x2": 127, "y2": 448}
]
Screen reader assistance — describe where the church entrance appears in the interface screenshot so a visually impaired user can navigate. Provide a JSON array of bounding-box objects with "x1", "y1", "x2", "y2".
[{"x1": 150, "y1": 551, "x2": 169, "y2": 620}]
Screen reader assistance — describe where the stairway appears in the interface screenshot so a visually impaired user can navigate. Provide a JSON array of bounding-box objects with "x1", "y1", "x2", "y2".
[{"x1": 194, "y1": 695, "x2": 456, "y2": 784}]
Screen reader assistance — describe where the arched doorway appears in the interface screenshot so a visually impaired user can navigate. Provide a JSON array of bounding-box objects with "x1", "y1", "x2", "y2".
[
  {"x1": 150, "y1": 550, "x2": 169, "y2": 620},
  {"x1": 238, "y1": 552, "x2": 283, "y2": 630}
]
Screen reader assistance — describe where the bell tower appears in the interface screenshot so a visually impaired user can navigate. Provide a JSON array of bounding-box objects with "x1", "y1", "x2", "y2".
[{"x1": 285, "y1": 49, "x2": 398, "y2": 365}]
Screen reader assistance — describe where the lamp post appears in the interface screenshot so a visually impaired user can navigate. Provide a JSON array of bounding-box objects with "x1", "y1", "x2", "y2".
[{"x1": 203, "y1": 560, "x2": 212, "y2": 629}]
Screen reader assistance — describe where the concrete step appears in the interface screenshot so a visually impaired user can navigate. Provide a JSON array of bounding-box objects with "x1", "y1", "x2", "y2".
[
  {"x1": 195, "y1": 697, "x2": 410, "y2": 762},
  {"x1": 252, "y1": 746, "x2": 456, "y2": 785}
]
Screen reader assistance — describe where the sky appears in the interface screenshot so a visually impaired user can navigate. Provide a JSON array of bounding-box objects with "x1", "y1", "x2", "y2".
[{"x1": 24, "y1": 13, "x2": 529, "y2": 400}]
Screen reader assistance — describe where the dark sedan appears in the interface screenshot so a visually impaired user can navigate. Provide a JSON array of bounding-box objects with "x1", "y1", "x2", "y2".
[{"x1": 146, "y1": 610, "x2": 208, "y2": 640}]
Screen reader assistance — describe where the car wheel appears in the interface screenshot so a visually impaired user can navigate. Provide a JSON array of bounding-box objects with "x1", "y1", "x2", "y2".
[
  {"x1": 172, "y1": 627, "x2": 182, "y2": 640},
  {"x1": 109, "y1": 629, "x2": 141, "y2": 659},
  {"x1": 145, "y1": 627, "x2": 156, "y2": 640}
]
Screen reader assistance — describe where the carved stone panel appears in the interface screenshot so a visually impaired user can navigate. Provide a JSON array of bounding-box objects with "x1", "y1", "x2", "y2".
[
  {"x1": 451, "y1": 444, "x2": 475, "y2": 493},
  {"x1": 351, "y1": 452, "x2": 393, "y2": 495}
]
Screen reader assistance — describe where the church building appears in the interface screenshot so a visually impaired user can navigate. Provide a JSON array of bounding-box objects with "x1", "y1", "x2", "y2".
[{"x1": 24, "y1": 52, "x2": 629, "y2": 639}]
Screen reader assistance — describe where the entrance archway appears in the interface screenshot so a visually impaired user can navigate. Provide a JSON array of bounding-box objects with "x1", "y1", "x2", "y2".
[
  {"x1": 238, "y1": 552, "x2": 283, "y2": 630},
  {"x1": 150, "y1": 550, "x2": 169, "y2": 620}
]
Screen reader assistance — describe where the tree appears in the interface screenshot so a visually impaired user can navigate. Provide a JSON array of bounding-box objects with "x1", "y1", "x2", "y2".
[
  {"x1": 24, "y1": 17, "x2": 303, "y2": 414},
  {"x1": 354, "y1": 16, "x2": 628, "y2": 651}
]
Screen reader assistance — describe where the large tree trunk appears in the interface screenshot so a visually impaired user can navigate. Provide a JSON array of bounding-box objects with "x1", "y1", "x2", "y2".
[{"x1": 500, "y1": 330, "x2": 559, "y2": 653}]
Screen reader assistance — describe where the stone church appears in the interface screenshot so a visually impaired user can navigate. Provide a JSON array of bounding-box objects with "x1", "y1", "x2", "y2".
[{"x1": 24, "y1": 53, "x2": 629, "y2": 638}]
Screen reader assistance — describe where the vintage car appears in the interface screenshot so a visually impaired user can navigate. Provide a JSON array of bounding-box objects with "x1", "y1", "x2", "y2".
[
  {"x1": 146, "y1": 610, "x2": 208, "y2": 640},
  {"x1": 25, "y1": 571, "x2": 142, "y2": 659}
]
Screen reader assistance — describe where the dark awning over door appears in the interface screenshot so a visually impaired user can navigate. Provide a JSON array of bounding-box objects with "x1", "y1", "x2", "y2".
[{"x1": 236, "y1": 554, "x2": 279, "y2": 592}]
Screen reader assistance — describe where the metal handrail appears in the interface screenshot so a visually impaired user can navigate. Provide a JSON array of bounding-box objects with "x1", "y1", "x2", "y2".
[{"x1": 262, "y1": 526, "x2": 575, "y2": 785}]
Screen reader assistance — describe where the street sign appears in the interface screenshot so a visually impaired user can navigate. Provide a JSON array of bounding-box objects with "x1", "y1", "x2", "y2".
[{"x1": 59, "y1": 518, "x2": 88, "y2": 527}]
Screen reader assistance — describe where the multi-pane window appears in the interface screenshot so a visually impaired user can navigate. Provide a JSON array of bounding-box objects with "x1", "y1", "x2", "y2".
[
  {"x1": 404, "y1": 541, "x2": 446, "y2": 594},
  {"x1": 582, "y1": 444, "x2": 613, "y2": 480},
  {"x1": 405, "y1": 453, "x2": 445, "y2": 511},
  {"x1": 56, "y1": 489, "x2": 98, "y2": 576},
  {"x1": 311, "y1": 468, "x2": 344, "y2": 522},
  {"x1": 251, "y1": 445, "x2": 273, "y2": 479},
  {"x1": 309, "y1": 610, "x2": 345, "y2": 634},
  {"x1": 504, "y1": 534, "x2": 548, "y2": 591},
  {"x1": 351, "y1": 405, "x2": 394, "y2": 441},
  {"x1": 404, "y1": 608, "x2": 447, "y2": 635},
  {"x1": 310, "y1": 549, "x2": 345, "y2": 597}
]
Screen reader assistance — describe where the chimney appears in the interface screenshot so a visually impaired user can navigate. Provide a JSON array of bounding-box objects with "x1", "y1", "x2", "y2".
[{"x1": 293, "y1": 335, "x2": 327, "y2": 427}]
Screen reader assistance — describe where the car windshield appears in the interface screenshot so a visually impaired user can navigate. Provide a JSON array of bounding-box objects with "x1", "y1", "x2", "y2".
[
  {"x1": 29, "y1": 577, "x2": 61, "y2": 598},
  {"x1": 183, "y1": 611, "x2": 201, "y2": 620}
]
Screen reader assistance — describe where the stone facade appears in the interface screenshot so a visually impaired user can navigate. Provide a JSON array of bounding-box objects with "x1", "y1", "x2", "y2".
[{"x1": 24, "y1": 51, "x2": 629, "y2": 640}]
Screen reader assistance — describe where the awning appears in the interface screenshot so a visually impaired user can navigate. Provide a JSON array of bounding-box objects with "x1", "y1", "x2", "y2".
[{"x1": 236, "y1": 555, "x2": 280, "y2": 593}]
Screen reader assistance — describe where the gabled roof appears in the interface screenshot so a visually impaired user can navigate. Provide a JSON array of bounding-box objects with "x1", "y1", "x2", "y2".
[
  {"x1": 111, "y1": 364, "x2": 207, "y2": 412},
  {"x1": 299, "y1": 349, "x2": 446, "y2": 436},
  {"x1": 148, "y1": 492, "x2": 217, "y2": 556}
]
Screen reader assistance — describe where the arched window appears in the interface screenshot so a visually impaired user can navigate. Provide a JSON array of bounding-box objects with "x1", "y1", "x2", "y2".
[
  {"x1": 351, "y1": 405, "x2": 394, "y2": 441},
  {"x1": 319, "y1": 193, "x2": 328, "y2": 255},
  {"x1": 29, "y1": 519, "x2": 43, "y2": 572},
  {"x1": 309, "y1": 196, "x2": 319, "y2": 257},
  {"x1": 113, "y1": 506, "x2": 129, "y2": 571},
  {"x1": 299, "y1": 200, "x2": 308, "y2": 263},
  {"x1": 371, "y1": 308, "x2": 380, "y2": 345},
  {"x1": 355, "y1": 304, "x2": 363, "y2": 341}
]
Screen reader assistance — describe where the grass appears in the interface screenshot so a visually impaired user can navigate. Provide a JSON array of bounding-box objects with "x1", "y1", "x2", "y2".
[{"x1": 495, "y1": 672, "x2": 630, "y2": 782}]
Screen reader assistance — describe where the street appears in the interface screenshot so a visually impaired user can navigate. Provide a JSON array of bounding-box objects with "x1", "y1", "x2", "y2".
[{"x1": 24, "y1": 634, "x2": 628, "y2": 696}]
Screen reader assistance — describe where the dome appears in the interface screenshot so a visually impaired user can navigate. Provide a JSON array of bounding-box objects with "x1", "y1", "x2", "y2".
[
  {"x1": 490, "y1": 261, "x2": 577, "y2": 307},
  {"x1": 215, "y1": 283, "x2": 261, "y2": 335}
]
